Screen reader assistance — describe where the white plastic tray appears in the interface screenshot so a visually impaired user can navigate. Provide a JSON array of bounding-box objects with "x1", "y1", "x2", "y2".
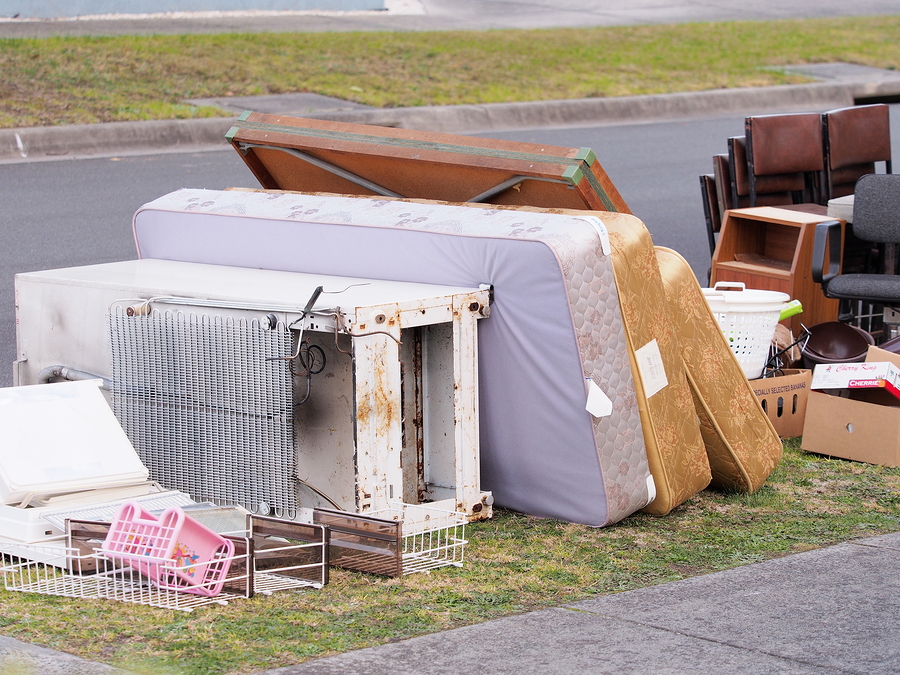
[{"x1": 0, "y1": 380, "x2": 148, "y2": 506}]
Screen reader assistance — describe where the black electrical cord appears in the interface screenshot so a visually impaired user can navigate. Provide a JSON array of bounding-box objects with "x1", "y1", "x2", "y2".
[
  {"x1": 290, "y1": 342, "x2": 326, "y2": 377},
  {"x1": 291, "y1": 340, "x2": 326, "y2": 405},
  {"x1": 763, "y1": 325, "x2": 811, "y2": 377}
]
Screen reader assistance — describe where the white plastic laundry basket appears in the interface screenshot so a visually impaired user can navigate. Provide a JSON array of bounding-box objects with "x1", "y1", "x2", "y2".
[{"x1": 702, "y1": 282, "x2": 790, "y2": 379}]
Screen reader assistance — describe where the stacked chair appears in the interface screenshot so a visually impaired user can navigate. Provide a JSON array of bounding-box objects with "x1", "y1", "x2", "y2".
[
  {"x1": 699, "y1": 104, "x2": 893, "y2": 257},
  {"x1": 744, "y1": 112, "x2": 825, "y2": 207},
  {"x1": 822, "y1": 104, "x2": 893, "y2": 200}
]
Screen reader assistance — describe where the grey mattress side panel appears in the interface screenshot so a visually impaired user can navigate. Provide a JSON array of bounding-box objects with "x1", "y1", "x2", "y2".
[
  {"x1": 132, "y1": 189, "x2": 651, "y2": 526},
  {"x1": 565, "y1": 239, "x2": 647, "y2": 522}
]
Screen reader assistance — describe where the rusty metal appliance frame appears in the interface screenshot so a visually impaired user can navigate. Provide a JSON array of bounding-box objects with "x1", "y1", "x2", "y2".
[{"x1": 14, "y1": 260, "x2": 493, "y2": 521}]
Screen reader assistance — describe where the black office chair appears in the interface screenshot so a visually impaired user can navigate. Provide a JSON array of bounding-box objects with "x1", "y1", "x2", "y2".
[{"x1": 813, "y1": 174, "x2": 900, "y2": 323}]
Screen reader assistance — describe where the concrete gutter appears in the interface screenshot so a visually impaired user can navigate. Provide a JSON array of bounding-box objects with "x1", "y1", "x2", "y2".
[
  {"x1": 2, "y1": 76, "x2": 900, "y2": 162},
  {"x1": 0, "y1": 635, "x2": 128, "y2": 674},
  {"x1": 0, "y1": 117, "x2": 238, "y2": 161}
]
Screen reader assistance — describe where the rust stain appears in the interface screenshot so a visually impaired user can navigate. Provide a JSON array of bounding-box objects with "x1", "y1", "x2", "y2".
[
  {"x1": 356, "y1": 350, "x2": 397, "y2": 439},
  {"x1": 356, "y1": 390, "x2": 372, "y2": 428},
  {"x1": 371, "y1": 351, "x2": 396, "y2": 431},
  {"x1": 468, "y1": 509, "x2": 492, "y2": 522},
  {"x1": 412, "y1": 331, "x2": 425, "y2": 502}
]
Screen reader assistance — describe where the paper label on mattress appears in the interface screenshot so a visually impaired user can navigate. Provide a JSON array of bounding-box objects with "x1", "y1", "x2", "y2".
[
  {"x1": 585, "y1": 378, "x2": 613, "y2": 418},
  {"x1": 576, "y1": 217, "x2": 610, "y2": 256},
  {"x1": 635, "y1": 339, "x2": 668, "y2": 398},
  {"x1": 645, "y1": 475, "x2": 657, "y2": 507}
]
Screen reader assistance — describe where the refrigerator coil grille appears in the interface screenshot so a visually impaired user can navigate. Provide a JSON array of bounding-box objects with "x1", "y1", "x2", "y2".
[{"x1": 108, "y1": 308, "x2": 297, "y2": 518}]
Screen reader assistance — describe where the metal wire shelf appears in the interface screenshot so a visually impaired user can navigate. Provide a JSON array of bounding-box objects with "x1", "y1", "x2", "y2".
[
  {"x1": 315, "y1": 503, "x2": 467, "y2": 577},
  {"x1": 1, "y1": 516, "x2": 329, "y2": 612}
]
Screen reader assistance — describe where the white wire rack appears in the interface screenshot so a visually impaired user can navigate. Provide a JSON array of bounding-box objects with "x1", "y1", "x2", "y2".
[
  {"x1": 1, "y1": 517, "x2": 329, "y2": 612},
  {"x1": 40, "y1": 490, "x2": 198, "y2": 532},
  {"x1": 241, "y1": 516, "x2": 330, "y2": 591},
  {"x1": 1, "y1": 545, "x2": 246, "y2": 612},
  {"x1": 376, "y1": 503, "x2": 467, "y2": 575},
  {"x1": 315, "y1": 503, "x2": 467, "y2": 577}
]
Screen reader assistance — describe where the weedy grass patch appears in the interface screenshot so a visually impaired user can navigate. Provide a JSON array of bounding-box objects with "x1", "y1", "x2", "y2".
[
  {"x1": 1, "y1": 441, "x2": 899, "y2": 674},
  {"x1": 0, "y1": 16, "x2": 899, "y2": 128}
]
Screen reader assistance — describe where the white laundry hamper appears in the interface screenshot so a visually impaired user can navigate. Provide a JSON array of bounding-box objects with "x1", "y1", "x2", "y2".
[{"x1": 702, "y1": 282, "x2": 791, "y2": 379}]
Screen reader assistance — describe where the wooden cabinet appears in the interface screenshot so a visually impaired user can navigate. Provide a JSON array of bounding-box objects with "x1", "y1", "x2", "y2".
[{"x1": 711, "y1": 207, "x2": 844, "y2": 335}]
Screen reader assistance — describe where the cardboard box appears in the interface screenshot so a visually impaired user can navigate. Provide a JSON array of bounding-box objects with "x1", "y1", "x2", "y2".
[
  {"x1": 809, "y1": 360, "x2": 900, "y2": 399},
  {"x1": 801, "y1": 347, "x2": 900, "y2": 467},
  {"x1": 751, "y1": 369, "x2": 812, "y2": 438}
]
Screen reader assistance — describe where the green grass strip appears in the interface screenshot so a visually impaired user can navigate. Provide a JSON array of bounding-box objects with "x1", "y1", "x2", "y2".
[{"x1": 1, "y1": 16, "x2": 898, "y2": 129}]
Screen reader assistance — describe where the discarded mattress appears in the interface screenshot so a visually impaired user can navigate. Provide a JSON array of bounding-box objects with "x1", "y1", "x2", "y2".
[
  {"x1": 602, "y1": 214, "x2": 712, "y2": 514},
  {"x1": 132, "y1": 188, "x2": 654, "y2": 526},
  {"x1": 226, "y1": 112, "x2": 631, "y2": 213},
  {"x1": 654, "y1": 247, "x2": 782, "y2": 492},
  {"x1": 435, "y1": 201, "x2": 712, "y2": 512}
]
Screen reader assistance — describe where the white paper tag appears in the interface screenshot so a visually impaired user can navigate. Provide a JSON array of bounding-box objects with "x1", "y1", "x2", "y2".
[
  {"x1": 576, "y1": 216, "x2": 610, "y2": 256},
  {"x1": 635, "y1": 339, "x2": 668, "y2": 398},
  {"x1": 585, "y1": 378, "x2": 613, "y2": 418},
  {"x1": 645, "y1": 475, "x2": 657, "y2": 507}
]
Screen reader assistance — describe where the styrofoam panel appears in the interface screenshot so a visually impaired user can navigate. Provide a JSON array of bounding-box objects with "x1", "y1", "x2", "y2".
[{"x1": 0, "y1": 380, "x2": 148, "y2": 505}]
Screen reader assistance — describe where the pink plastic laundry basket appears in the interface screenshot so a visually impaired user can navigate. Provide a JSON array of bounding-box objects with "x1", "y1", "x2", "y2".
[
  {"x1": 101, "y1": 501, "x2": 234, "y2": 597},
  {"x1": 101, "y1": 501, "x2": 183, "y2": 563},
  {"x1": 155, "y1": 515, "x2": 235, "y2": 597}
]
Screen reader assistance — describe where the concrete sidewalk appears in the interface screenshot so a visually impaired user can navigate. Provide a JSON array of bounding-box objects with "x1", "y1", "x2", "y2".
[
  {"x1": 264, "y1": 532, "x2": 900, "y2": 675},
  {"x1": 3, "y1": 532, "x2": 899, "y2": 674}
]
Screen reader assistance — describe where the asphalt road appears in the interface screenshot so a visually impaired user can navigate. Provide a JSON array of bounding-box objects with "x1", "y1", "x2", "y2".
[
  {"x1": 0, "y1": 115, "x2": 719, "y2": 390},
  {"x1": 4, "y1": 105, "x2": 899, "y2": 389},
  {"x1": 2, "y1": 0, "x2": 899, "y2": 35},
  {"x1": 2, "y1": 0, "x2": 900, "y2": 388}
]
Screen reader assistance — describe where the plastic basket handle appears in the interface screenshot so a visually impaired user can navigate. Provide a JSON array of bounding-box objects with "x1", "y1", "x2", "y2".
[
  {"x1": 779, "y1": 300, "x2": 803, "y2": 321},
  {"x1": 106, "y1": 501, "x2": 158, "y2": 531},
  {"x1": 713, "y1": 281, "x2": 746, "y2": 292},
  {"x1": 113, "y1": 505, "x2": 183, "y2": 530},
  {"x1": 120, "y1": 514, "x2": 165, "y2": 528},
  {"x1": 157, "y1": 507, "x2": 185, "y2": 531}
]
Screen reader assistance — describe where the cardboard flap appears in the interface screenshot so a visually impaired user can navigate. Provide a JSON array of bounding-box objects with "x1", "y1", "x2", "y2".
[{"x1": 866, "y1": 345, "x2": 900, "y2": 368}]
